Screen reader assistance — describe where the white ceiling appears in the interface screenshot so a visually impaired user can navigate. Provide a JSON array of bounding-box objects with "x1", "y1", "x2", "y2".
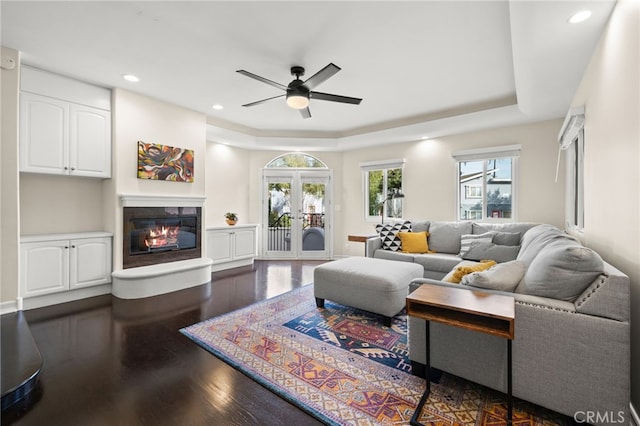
[{"x1": 1, "y1": 1, "x2": 615, "y2": 151}]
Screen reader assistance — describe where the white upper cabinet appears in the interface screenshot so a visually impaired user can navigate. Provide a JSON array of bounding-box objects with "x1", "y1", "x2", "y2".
[
  {"x1": 19, "y1": 93, "x2": 69, "y2": 175},
  {"x1": 19, "y1": 66, "x2": 111, "y2": 178},
  {"x1": 69, "y1": 104, "x2": 111, "y2": 178}
]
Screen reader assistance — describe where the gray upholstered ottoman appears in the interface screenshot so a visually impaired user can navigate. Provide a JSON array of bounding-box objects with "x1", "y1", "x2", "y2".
[{"x1": 314, "y1": 257, "x2": 424, "y2": 326}]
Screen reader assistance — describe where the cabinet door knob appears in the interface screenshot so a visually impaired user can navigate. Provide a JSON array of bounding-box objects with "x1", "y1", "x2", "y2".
[
  {"x1": 64, "y1": 166, "x2": 69, "y2": 170},
  {"x1": 64, "y1": 246, "x2": 69, "y2": 249},
  {"x1": 70, "y1": 167, "x2": 76, "y2": 171},
  {"x1": 71, "y1": 245, "x2": 76, "y2": 248}
]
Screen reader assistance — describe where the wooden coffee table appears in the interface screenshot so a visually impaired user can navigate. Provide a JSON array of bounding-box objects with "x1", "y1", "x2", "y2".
[{"x1": 406, "y1": 284, "x2": 515, "y2": 425}]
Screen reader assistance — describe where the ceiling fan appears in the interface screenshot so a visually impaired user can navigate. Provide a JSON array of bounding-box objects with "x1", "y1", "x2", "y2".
[{"x1": 236, "y1": 63, "x2": 362, "y2": 119}]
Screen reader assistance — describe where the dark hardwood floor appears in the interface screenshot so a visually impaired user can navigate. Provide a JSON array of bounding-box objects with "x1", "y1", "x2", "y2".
[{"x1": 3, "y1": 260, "x2": 328, "y2": 426}]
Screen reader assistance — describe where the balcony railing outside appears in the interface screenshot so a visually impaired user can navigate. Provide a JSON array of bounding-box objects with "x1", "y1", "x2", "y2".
[{"x1": 267, "y1": 212, "x2": 325, "y2": 251}]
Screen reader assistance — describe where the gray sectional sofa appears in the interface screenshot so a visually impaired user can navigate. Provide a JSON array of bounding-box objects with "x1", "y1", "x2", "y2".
[{"x1": 365, "y1": 220, "x2": 630, "y2": 424}]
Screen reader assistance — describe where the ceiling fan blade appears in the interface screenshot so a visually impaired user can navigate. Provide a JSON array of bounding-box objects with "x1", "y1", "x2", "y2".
[
  {"x1": 310, "y1": 91, "x2": 362, "y2": 105},
  {"x1": 236, "y1": 70, "x2": 287, "y2": 91},
  {"x1": 242, "y1": 94, "x2": 285, "y2": 107},
  {"x1": 303, "y1": 63, "x2": 341, "y2": 90},
  {"x1": 299, "y1": 107, "x2": 311, "y2": 119}
]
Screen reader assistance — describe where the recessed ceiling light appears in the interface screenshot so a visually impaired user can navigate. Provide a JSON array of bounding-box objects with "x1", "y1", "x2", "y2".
[
  {"x1": 122, "y1": 74, "x2": 140, "y2": 82},
  {"x1": 569, "y1": 10, "x2": 592, "y2": 24},
  {"x1": 212, "y1": 104, "x2": 224, "y2": 110},
  {"x1": 420, "y1": 136, "x2": 431, "y2": 140}
]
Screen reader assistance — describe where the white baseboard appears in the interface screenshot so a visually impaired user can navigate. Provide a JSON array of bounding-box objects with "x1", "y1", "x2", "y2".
[
  {"x1": 0, "y1": 299, "x2": 19, "y2": 315},
  {"x1": 22, "y1": 284, "x2": 112, "y2": 310},
  {"x1": 631, "y1": 402, "x2": 639, "y2": 426},
  {"x1": 211, "y1": 257, "x2": 253, "y2": 272}
]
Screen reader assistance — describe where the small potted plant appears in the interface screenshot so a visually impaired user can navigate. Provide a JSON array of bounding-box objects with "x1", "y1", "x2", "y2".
[{"x1": 224, "y1": 212, "x2": 238, "y2": 226}]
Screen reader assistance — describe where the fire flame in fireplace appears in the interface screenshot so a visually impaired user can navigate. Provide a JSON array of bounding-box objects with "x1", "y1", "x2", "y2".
[{"x1": 145, "y1": 225, "x2": 180, "y2": 249}]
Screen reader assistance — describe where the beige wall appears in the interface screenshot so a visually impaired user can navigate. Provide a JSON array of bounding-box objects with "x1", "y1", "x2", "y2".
[
  {"x1": 570, "y1": 0, "x2": 640, "y2": 413},
  {"x1": 20, "y1": 175, "x2": 104, "y2": 234},
  {"x1": 205, "y1": 118, "x2": 565, "y2": 259},
  {"x1": 1, "y1": 47, "x2": 20, "y2": 304},
  {"x1": 341, "y1": 119, "x2": 565, "y2": 256},
  {"x1": 205, "y1": 143, "x2": 251, "y2": 227},
  {"x1": 108, "y1": 89, "x2": 207, "y2": 269}
]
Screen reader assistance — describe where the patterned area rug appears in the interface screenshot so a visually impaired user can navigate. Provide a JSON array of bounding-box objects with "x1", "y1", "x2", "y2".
[{"x1": 180, "y1": 284, "x2": 572, "y2": 426}]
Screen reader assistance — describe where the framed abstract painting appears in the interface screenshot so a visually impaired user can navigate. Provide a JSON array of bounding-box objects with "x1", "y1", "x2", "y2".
[{"x1": 137, "y1": 141, "x2": 194, "y2": 182}]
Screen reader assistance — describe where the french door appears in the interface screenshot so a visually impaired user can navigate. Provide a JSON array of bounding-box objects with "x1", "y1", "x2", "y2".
[{"x1": 262, "y1": 169, "x2": 331, "y2": 259}]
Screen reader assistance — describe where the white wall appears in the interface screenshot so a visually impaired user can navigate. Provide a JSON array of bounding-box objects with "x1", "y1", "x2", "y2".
[
  {"x1": 341, "y1": 119, "x2": 565, "y2": 256},
  {"x1": 107, "y1": 89, "x2": 206, "y2": 269},
  {"x1": 205, "y1": 143, "x2": 251, "y2": 227},
  {"x1": 569, "y1": 0, "x2": 640, "y2": 414}
]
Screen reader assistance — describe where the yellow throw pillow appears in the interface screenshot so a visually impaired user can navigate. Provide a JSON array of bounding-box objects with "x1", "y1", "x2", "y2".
[
  {"x1": 445, "y1": 260, "x2": 497, "y2": 284},
  {"x1": 398, "y1": 231, "x2": 434, "y2": 254}
]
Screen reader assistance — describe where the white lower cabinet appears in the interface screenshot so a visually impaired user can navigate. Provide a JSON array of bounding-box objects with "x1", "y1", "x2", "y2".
[
  {"x1": 206, "y1": 225, "x2": 257, "y2": 272},
  {"x1": 20, "y1": 233, "x2": 112, "y2": 299}
]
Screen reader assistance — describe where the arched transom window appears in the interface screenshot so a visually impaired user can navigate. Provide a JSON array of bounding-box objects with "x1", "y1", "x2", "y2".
[{"x1": 265, "y1": 153, "x2": 327, "y2": 168}]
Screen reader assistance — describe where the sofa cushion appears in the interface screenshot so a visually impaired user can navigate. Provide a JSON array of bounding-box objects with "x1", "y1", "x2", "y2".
[
  {"x1": 413, "y1": 253, "x2": 462, "y2": 273},
  {"x1": 375, "y1": 221, "x2": 411, "y2": 251},
  {"x1": 516, "y1": 240, "x2": 605, "y2": 301},
  {"x1": 428, "y1": 221, "x2": 473, "y2": 254},
  {"x1": 444, "y1": 260, "x2": 496, "y2": 283},
  {"x1": 461, "y1": 260, "x2": 526, "y2": 292},
  {"x1": 459, "y1": 232, "x2": 494, "y2": 257},
  {"x1": 398, "y1": 231, "x2": 433, "y2": 254},
  {"x1": 517, "y1": 224, "x2": 574, "y2": 265},
  {"x1": 410, "y1": 220, "x2": 430, "y2": 233},
  {"x1": 462, "y1": 241, "x2": 520, "y2": 263},
  {"x1": 472, "y1": 222, "x2": 538, "y2": 236},
  {"x1": 374, "y1": 248, "x2": 415, "y2": 263}
]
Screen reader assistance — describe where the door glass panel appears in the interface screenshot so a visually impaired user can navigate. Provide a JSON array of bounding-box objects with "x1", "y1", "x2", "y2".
[
  {"x1": 267, "y1": 181, "x2": 291, "y2": 252},
  {"x1": 301, "y1": 182, "x2": 325, "y2": 251}
]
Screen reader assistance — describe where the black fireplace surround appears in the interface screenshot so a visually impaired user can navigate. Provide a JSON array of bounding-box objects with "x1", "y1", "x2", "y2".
[{"x1": 123, "y1": 207, "x2": 201, "y2": 269}]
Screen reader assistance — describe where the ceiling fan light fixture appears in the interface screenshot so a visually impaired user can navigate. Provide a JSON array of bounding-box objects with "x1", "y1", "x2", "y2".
[{"x1": 286, "y1": 94, "x2": 309, "y2": 109}]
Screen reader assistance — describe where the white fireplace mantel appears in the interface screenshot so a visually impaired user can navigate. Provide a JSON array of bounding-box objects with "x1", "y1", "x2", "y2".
[{"x1": 119, "y1": 194, "x2": 206, "y2": 208}]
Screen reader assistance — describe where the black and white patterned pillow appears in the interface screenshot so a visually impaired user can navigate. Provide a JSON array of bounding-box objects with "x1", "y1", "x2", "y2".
[{"x1": 375, "y1": 221, "x2": 412, "y2": 251}]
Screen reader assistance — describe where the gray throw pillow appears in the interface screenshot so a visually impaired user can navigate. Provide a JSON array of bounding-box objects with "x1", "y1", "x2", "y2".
[
  {"x1": 459, "y1": 232, "x2": 494, "y2": 257},
  {"x1": 462, "y1": 241, "x2": 520, "y2": 263},
  {"x1": 461, "y1": 260, "x2": 526, "y2": 292},
  {"x1": 492, "y1": 231, "x2": 521, "y2": 246},
  {"x1": 516, "y1": 241, "x2": 604, "y2": 301}
]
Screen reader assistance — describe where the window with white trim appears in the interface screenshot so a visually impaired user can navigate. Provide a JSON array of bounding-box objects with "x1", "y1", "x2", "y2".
[
  {"x1": 360, "y1": 159, "x2": 404, "y2": 222},
  {"x1": 558, "y1": 107, "x2": 585, "y2": 231},
  {"x1": 453, "y1": 145, "x2": 520, "y2": 221}
]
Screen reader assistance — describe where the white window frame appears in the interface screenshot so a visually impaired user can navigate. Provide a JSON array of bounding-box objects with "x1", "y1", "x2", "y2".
[
  {"x1": 565, "y1": 128, "x2": 585, "y2": 231},
  {"x1": 360, "y1": 159, "x2": 405, "y2": 222},
  {"x1": 453, "y1": 145, "x2": 520, "y2": 222}
]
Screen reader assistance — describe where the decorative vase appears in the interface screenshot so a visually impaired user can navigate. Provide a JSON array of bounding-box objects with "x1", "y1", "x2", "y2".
[{"x1": 226, "y1": 219, "x2": 237, "y2": 226}]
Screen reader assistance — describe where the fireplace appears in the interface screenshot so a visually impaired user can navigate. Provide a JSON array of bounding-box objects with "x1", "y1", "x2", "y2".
[{"x1": 123, "y1": 206, "x2": 201, "y2": 269}]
